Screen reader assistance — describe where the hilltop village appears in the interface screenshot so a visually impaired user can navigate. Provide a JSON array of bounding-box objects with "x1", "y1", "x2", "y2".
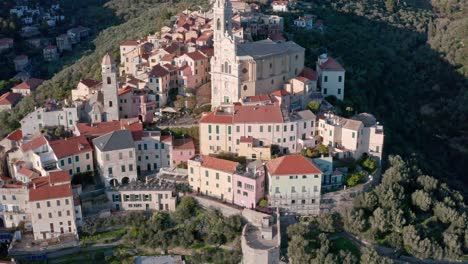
[{"x1": 0, "y1": 0, "x2": 385, "y2": 262}]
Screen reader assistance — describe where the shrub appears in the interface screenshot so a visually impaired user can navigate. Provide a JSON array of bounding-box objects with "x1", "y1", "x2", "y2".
[
  {"x1": 346, "y1": 171, "x2": 366, "y2": 187},
  {"x1": 361, "y1": 157, "x2": 377, "y2": 172},
  {"x1": 259, "y1": 199, "x2": 268, "y2": 207},
  {"x1": 307, "y1": 101, "x2": 321, "y2": 113}
]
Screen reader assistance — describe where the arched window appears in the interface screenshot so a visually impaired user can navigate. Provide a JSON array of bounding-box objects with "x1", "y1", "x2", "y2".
[
  {"x1": 243, "y1": 85, "x2": 247, "y2": 91},
  {"x1": 107, "y1": 77, "x2": 111, "y2": 84},
  {"x1": 217, "y1": 18, "x2": 221, "y2": 30}
]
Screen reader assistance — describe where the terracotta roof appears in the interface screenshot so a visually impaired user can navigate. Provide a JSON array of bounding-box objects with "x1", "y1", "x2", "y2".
[
  {"x1": 149, "y1": 64, "x2": 169, "y2": 78},
  {"x1": 163, "y1": 43, "x2": 180, "y2": 54},
  {"x1": 79, "y1": 79, "x2": 100, "y2": 88},
  {"x1": 118, "y1": 86, "x2": 133, "y2": 96},
  {"x1": 3, "y1": 183, "x2": 23, "y2": 189},
  {"x1": 239, "y1": 136, "x2": 253, "y2": 143},
  {"x1": 244, "y1": 94, "x2": 271, "y2": 103},
  {"x1": 76, "y1": 120, "x2": 142, "y2": 139},
  {"x1": 173, "y1": 138, "x2": 195, "y2": 150},
  {"x1": 268, "y1": 33, "x2": 285, "y2": 42},
  {"x1": 6, "y1": 129, "x2": 22, "y2": 141},
  {"x1": 121, "y1": 40, "x2": 139, "y2": 46},
  {"x1": 199, "y1": 47, "x2": 214, "y2": 57},
  {"x1": 266, "y1": 155, "x2": 322, "y2": 175},
  {"x1": 272, "y1": 0, "x2": 288, "y2": 6},
  {"x1": 197, "y1": 32, "x2": 213, "y2": 42},
  {"x1": 199, "y1": 155, "x2": 239, "y2": 173},
  {"x1": 300, "y1": 67, "x2": 318, "y2": 80},
  {"x1": 161, "y1": 54, "x2": 175, "y2": 62},
  {"x1": 233, "y1": 104, "x2": 283, "y2": 123},
  {"x1": 342, "y1": 118, "x2": 362, "y2": 131},
  {"x1": 21, "y1": 136, "x2": 48, "y2": 152},
  {"x1": 294, "y1": 76, "x2": 310, "y2": 83},
  {"x1": 271, "y1": 89, "x2": 290, "y2": 96},
  {"x1": 49, "y1": 136, "x2": 92, "y2": 159},
  {"x1": 185, "y1": 51, "x2": 206, "y2": 61},
  {"x1": 161, "y1": 135, "x2": 173, "y2": 143},
  {"x1": 12, "y1": 78, "x2": 44, "y2": 91},
  {"x1": 0, "y1": 92, "x2": 21, "y2": 106},
  {"x1": 199, "y1": 112, "x2": 233, "y2": 124},
  {"x1": 29, "y1": 181, "x2": 72, "y2": 201},
  {"x1": 318, "y1": 57, "x2": 344, "y2": 71},
  {"x1": 17, "y1": 167, "x2": 38, "y2": 178},
  {"x1": 162, "y1": 63, "x2": 178, "y2": 71}
]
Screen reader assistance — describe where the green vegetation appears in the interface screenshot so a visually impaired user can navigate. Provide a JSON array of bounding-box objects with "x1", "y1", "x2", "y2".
[
  {"x1": 346, "y1": 171, "x2": 366, "y2": 187},
  {"x1": 307, "y1": 101, "x2": 320, "y2": 113},
  {"x1": 176, "y1": 162, "x2": 188, "y2": 169},
  {"x1": 285, "y1": 0, "x2": 468, "y2": 192},
  {"x1": 343, "y1": 155, "x2": 468, "y2": 261},
  {"x1": 301, "y1": 144, "x2": 329, "y2": 158},
  {"x1": 259, "y1": 199, "x2": 268, "y2": 208}
]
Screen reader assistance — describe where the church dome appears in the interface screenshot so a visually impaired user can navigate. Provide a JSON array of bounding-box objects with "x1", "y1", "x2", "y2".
[{"x1": 102, "y1": 53, "x2": 114, "y2": 65}]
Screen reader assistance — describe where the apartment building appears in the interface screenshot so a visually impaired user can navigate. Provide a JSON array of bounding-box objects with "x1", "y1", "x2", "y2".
[
  {"x1": 49, "y1": 136, "x2": 94, "y2": 176},
  {"x1": 106, "y1": 177, "x2": 176, "y2": 211},
  {"x1": 29, "y1": 171, "x2": 78, "y2": 240},
  {"x1": 174, "y1": 50, "x2": 210, "y2": 89},
  {"x1": 188, "y1": 155, "x2": 240, "y2": 203},
  {"x1": 199, "y1": 103, "x2": 316, "y2": 156},
  {"x1": 135, "y1": 131, "x2": 173, "y2": 173},
  {"x1": 233, "y1": 159, "x2": 265, "y2": 209},
  {"x1": 0, "y1": 183, "x2": 29, "y2": 228},
  {"x1": 171, "y1": 138, "x2": 195, "y2": 165},
  {"x1": 93, "y1": 130, "x2": 137, "y2": 186},
  {"x1": 266, "y1": 155, "x2": 322, "y2": 215},
  {"x1": 316, "y1": 54, "x2": 345, "y2": 100}
]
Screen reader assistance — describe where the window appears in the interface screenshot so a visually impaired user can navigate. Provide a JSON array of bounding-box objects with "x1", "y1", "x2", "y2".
[
  {"x1": 302, "y1": 186, "x2": 307, "y2": 192},
  {"x1": 352, "y1": 132, "x2": 355, "y2": 138},
  {"x1": 291, "y1": 124, "x2": 294, "y2": 131},
  {"x1": 67, "y1": 210, "x2": 70, "y2": 216},
  {"x1": 243, "y1": 192, "x2": 248, "y2": 197},
  {"x1": 56, "y1": 200, "x2": 60, "y2": 206},
  {"x1": 60, "y1": 160, "x2": 65, "y2": 166},
  {"x1": 216, "y1": 173, "x2": 219, "y2": 180},
  {"x1": 237, "y1": 181, "x2": 242, "y2": 187},
  {"x1": 36, "y1": 203, "x2": 40, "y2": 209},
  {"x1": 228, "y1": 176, "x2": 231, "y2": 182},
  {"x1": 68, "y1": 157, "x2": 72, "y2": 164},
  {"x1": 323, "y1": 88, "x2": 327, "y2": 94},
  {"x1": 376, "y1": 146, "x2": 380, "y2": 153},
  {"x1": 268, "y1": 126, "x2": 271, "y2": 132},
  {"x1": 38, "y1": 213, "x2": 42, "y2": 219},
  {"x1": 129, "y1": 151, "x2": 133, "y2": 158},
  {"x1": 161, "y1": 143, "x2": 164, "y2": 149},
  {"x1": 86, "y1": 153, "x2": 90, "y2": 160},
  {"x1": 302, "y1": 175, "x2": 307, "y2": 179},
  {"x1": 107, "y1": 77, "x2": 111, "y2": 84},
  {"x1": 275, "y1": 187, "x2": 280, "y2": 193},
  {"x1": 205, "y1": 171, "x2": 209, "y2": 177},
  {"x1": 291, "y1": 186, "x2": 296, "y2": 193},
  {"x1": 47, "y1": 201, "x2": 51, "y2": 207},
  {"x1": 284, "y1": 125, "x2": 287, "y2": 132},
  {"x1": 129, "y1": 164, "x2": 134, "y2": 171},
  {"x1": 12, "y1": 195, "x2": 16, "y2": 200},
  {"x1": 75, "y1": 156, "x2": 79, "y2": 162},
  {"x1": 248, "y1": 126, "x2": 251, "y2": 133},
  {"x1": 338, "y1": 76, "x2": 342, "y2": 82},
  {"x1": 108, "y1": 167, "x2": 113, "y2": 175},
  {"x1": 260, "y1": 126, "x2": 263, "y2": 132},
  {"x1": 324, "y1": 76, "x2": 328, "y2": 82},
  {"x1": 58, "y1": 211, "x2": 62, "y2": 217},
  {"x1": 65, "y1": 199, "x2": 69, "y2": 205},
  {"x1": 190, "y1": 167, "x2": 194, "y2": 174},
  {"x1": 216, "y1": 125, "x2": 219, "y2": 134},
  {"x1": 338, "y1": 89, "x2": 341, "y2": 95},
  {"x1": 109, "y1": 101, "x2": 113, "y2": 107},
  {"x1": 48, "y1": 212, "x2": 52, "y2": 218},
  {"x1": 106, "y1": 154, "x2": 110, "y2": 161},
  {"x1": 276, "y1": 125, "x2": 280, "y2": 132},
  {"x1": 119, "y1": 152, "x2": 123, "y2": 159},
  {"x1": 228, "y1": 126, "x2": 231, "y2": 134},
  {"x1": 304, "y1": 122, "x2": 307, "y2": 129},
  {"x1": 144, "y1": 144, "x2": 148, "y2": 150},
  {"x1": 121, "y1": 165, "x2": 126, "y2": 172}
]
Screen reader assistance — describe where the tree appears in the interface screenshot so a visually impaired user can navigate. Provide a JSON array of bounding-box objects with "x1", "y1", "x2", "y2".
[
  {"x1": 360, "y1": 247, "x2": 394, "y2": 264},
  {"x1": 307, "y1": 101, "x2": 320, "y2": 113},
  {"x1": 317, "y1": 213, "x2": 338, "y2": 233},
  {"x1": 258, "y1": 199, "x2": 268, "y2": 207},
  {"x1": 411, "y1": 190, "x2": 432, "y2": 211},
  {"x1": 385, "y1": 0, "x2": 396, "y2": 12},
  {"x1": 361, "y1": 157, "x2": 377, "y2": 172}
]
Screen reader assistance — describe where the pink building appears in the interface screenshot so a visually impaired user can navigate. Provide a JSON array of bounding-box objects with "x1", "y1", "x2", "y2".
[
  {"x1": 233, "y1": 160, "x2": 265, "y2": 209},
  {"x1": 118, "y1": 86, "x2": 156, "y2": 122},
  {"x1": 171, "y1": 138, "x2": 195, "y2": 165},
  {"x1": 175, "y1": 51, "x2": 209, "y2": 89}
]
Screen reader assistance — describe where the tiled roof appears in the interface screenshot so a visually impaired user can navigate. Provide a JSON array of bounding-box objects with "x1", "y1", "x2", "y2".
[
  {"x1": 200, "y1": 155, "x2": 239, "y2": 173},
  {"x1": 118, "y1": 86, "x2": 133, "y2": 96},
  {"x1": 199, "y1": 47, "x2": 214, "y2": 57},
  {"x1": 233, "y1": 104, "x2": 283, "y2": 123},
  {"x1": 300, "y1": 67, "x2": 318, "y2": 81},
  {"x1": 149, "y1": 64, "x2": 170, "y2": 78},
  {"x1": 49, "y1": 136, "x2": 92, "y2": 159},
  {"x1": 266, "y1": 155, "x2": 322, "y2": 175},
  {"x1": 271, "y1": 89, "x2": 290, "y2": 96},
  {"x1": 173, "y1": 138, "x2": 195, "y2": 150},
  {"x1": 76, "y1": 120, "x2": 142, "y2": 138},
  {"x1": 47, "y1": 170, "x2": 70, "y2": 183},
  {"x1": 244, "y1": 94, "x2": 271, "y2": 103},
  {"x1": 79, "y1": 79, "x2": 100, "y2": 88},
  {"x1": 29, "y1": 181, "x2": 72, "y2": 201},
  {"x1": 121, "y1": 40, "x2": 139, "y2": 46},
  {"x1": 342, "y1": 118, "x2": 362, "y2": 131},
  {"x1": 12, "y1": 78, "x2": 44, "y2": 91},
  {"x1": 199, "y1": 112, "x2": 233, "y2": 124},
  {"x1": 21, "y1": 136, "x2": 48, "y2": 152},
  {"x1": 6, "y1": 129, "x2": 22, "y2": 141},
  {"x1": 185, "y1": 51, "x2": 206, "y2": 61},
  {"x1": 0, "y1": 92, "x2": 21, "y2": 106},
  {"x1": 239, "y1": 136, "x2": 253, "y2": 143},
  {"x1": 318, "y1": 57, "x2": 344, "y2": 71},
  {"x1": 17, "y1": 167, "x2": 37, "y2": 178}
]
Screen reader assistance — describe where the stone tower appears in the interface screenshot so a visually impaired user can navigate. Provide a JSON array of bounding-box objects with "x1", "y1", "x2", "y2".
[
  {"x1": 210, "y1": 0, "x2": 240, "y2": 108},
  {"x1": 101, "y1": 53, "x2": 119, "y2": 121}
]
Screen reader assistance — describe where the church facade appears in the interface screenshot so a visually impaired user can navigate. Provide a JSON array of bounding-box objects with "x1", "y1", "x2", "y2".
[{"x1": 210, "y1": 0, "x2": 305, "y2": 107}]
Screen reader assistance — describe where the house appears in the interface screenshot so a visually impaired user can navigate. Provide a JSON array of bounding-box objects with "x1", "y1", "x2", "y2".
[
  {"x1": 0, "y1": 129, "x2": 23, "y2": 151},
  {"x1": 28, "y1": 171, "x2": 78, "y2": 240},
  {"x1": 134, "y1": 131, "x2": 173, "y2": 173},
  {"x1": 0, "y1": 38, "x2": 14, "y2": 53},
  {"x1": 93, "y1": 130, "x2": 137, "y2": 186},
  {"x1": 43, "y1": 45, "x2": 59, "y2": 61},
  {"x1": 147, "y1": 65, "x2": 170, "y2": 108},
  {"x1": 11, "y1": 78, "x2": 44, "y2": 96},
  {"x1": 71, "y1": 79, "x2": 101, "y2": 101},
  {"x1": 56, "y1": 34, "x2": 71, "y2": 52},
  {"x1": 171, "y1": 138, "x2": 195, "y2": 165},
  {"x1": 238, "y1": 136, "x2": 271, "y2": 160},
  {"x1": 351, "y1": 113, "x2": 384, "y2": 162},
  {"x1": 13, "y1": 55, "x2": 29, "y2": 72},
  {"x1": 266, "y1": 155, "x2": 322, "y2": 215},
  {"x1": 199, "y1": 103, "x2": 316, "y2": 156},
  {"x1": 49, "y1": 136, "x2": 94, "y2": 176},
  {"x1": 312, "y1": 155, "x2": 344, "y2": 190},
  {"x1": 106, "y1": 177, "x2": 177, "y2": 211},
  {"x1": 117, "y1": 86, "x2": 157, "y2": 122},
  {"x1": 188, "y1": 155, "x2": 239, "y2": 203},
  {"x1": 67, "y1": 26, "x2": 90, "y2": 44},
  {"x1": 20, "y1": 101, "x2": 78, "y2": 138},
  {"x1": 316, "y1": 53, "x2": 345, "y2": 100},
  {"x1": 233, "y1": 159, "x2": 265, "y2": 209},
  {"x1": 0, "y1": 92, "x2": 22, "y2": 111},
  {"x1": 271, "y1": 1, "x2": 289, "y2": 12},
  {"x1": 0, "y1": 183, "x2": 30, "y2": 228},
  {"x1": 174, "y1": 51, "x2": 210, "y2": 89}
]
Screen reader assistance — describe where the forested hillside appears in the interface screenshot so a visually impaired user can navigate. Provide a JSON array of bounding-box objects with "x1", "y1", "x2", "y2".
[{"x1": 286, "y1": 0, "x2": 467, "y2": 193}]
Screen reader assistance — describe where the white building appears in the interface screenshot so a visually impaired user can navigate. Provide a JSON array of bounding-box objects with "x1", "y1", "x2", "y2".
[
  {"x1": 266, "y1": 155, "x2": 322, "y2": 215},
  {"x1": 271, "y1": 1, "x2": 289, "y2": 12},
  {"x1": 93, "y1": 130, "x2": 137, "y2": 186},
  {"x1": 316, "y1": 54, "x2": 345, "y2": 100}
]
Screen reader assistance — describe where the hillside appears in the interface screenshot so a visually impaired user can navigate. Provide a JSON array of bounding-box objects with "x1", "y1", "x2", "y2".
[{"x1": 283, "y1": 0, "x2": 467, "y2": 193}]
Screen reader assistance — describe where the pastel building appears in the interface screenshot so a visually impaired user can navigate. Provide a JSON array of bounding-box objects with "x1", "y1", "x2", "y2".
[
  {"x1": 199, "y1": 103, "x2": 316, "y2": 156},
  {"x1": 49, "y1": 136, "x2": 94, "y2": 176},
  {"x1": 135, "y1": 131, "x2": 173, "y2": 172},
  {"x1": 106, "y1": 178, "x2": 177, "y2": 211},
  {"x1": 93, "y1": 130, "x2": 137, "y2": 186},
  {"x1": 316, "y1": 54, "x2": 345, "y2": 100},
  {"x1": 147, "y1": 65, "x2": 170, "y2": 108},
  {"x1": 28, "y1": 171, "x2": 78, "y2": 240},
  {"x1": 271, "y1": 1, "x2": 289, "y2": 12},
  {"x1": 174, "y1": 50, "x2": 210, "y2": 89},
  {"x1": 266, "y1": 155, "x2": 322, "y2": 215},
  {"x1": 171, "y1": 138, "x2": 195, "y2": 165},
  {"x1": 188, "y1": 155, "x2": 239, "y2": 203},
  {"x1": 118, "y1": 86, "x2": 157, "y2": 122},
  {"x1": 11, "y1": 78, "x2": 44, "y2": 96},
  {"x1": 233, "y1": 160, "x2": 265, "y2": 209},
  {"x1": 0, "y1": 183, "x2": 30, "y2": 228}
]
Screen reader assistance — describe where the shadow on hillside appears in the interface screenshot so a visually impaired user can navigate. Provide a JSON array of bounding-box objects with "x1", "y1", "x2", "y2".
[{"x1": 283, "y1": 4, "x2": 468, "y2": 193}]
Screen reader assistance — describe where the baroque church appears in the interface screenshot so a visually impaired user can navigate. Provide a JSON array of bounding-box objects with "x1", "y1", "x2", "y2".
[
  {"x1": 211, "y1": 0, "x2": 306, "y2": 107},
  {"x1": 72, "y1": 53, "x2": 120, "y2": 123}
]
